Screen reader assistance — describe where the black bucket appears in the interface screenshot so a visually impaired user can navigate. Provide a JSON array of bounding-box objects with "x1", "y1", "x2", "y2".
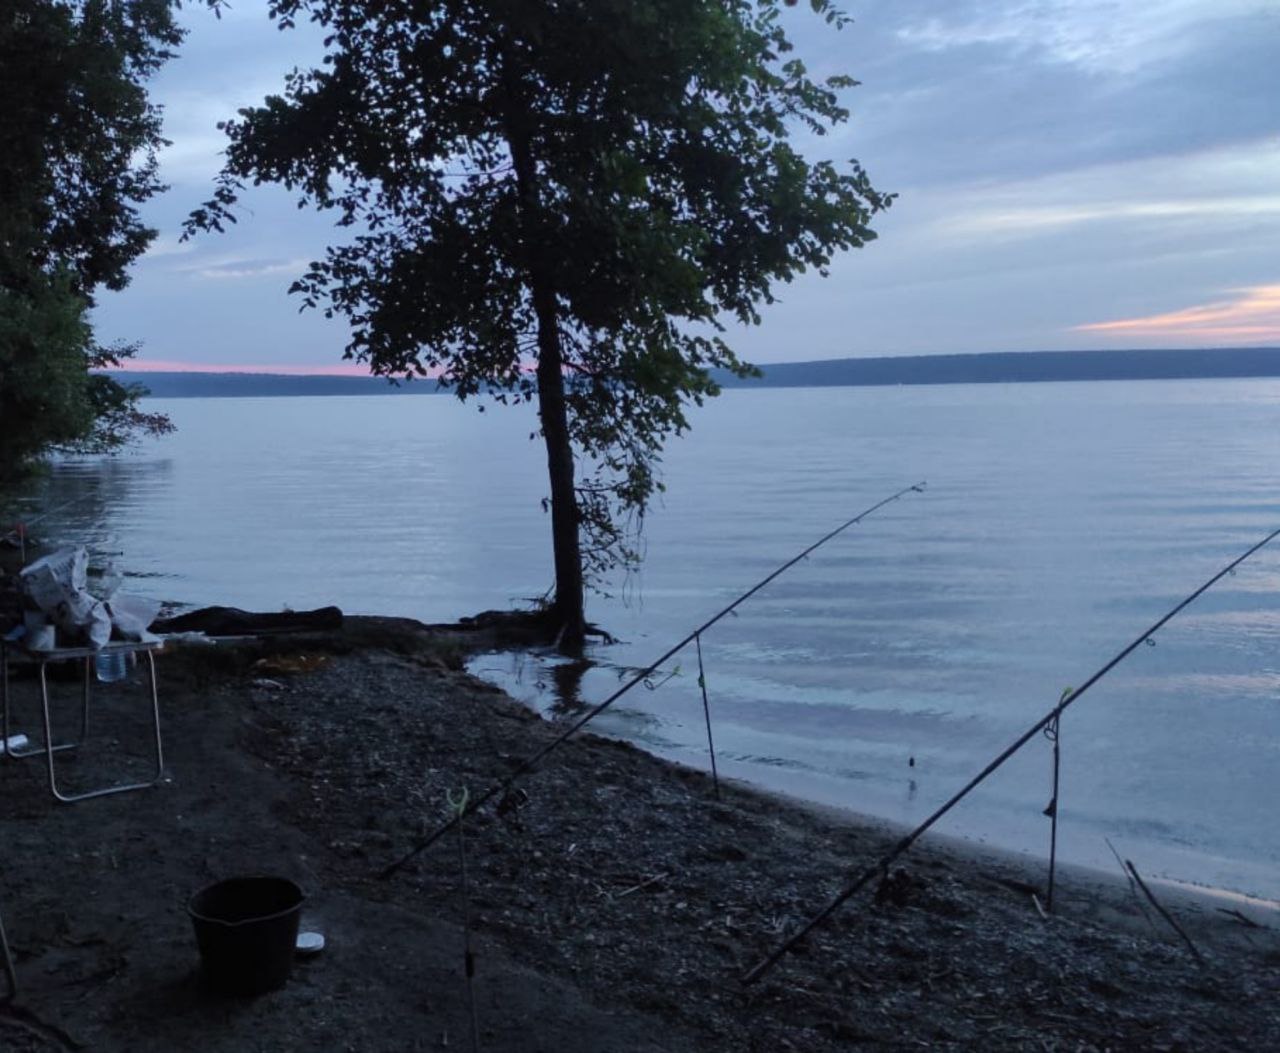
[{"x1": 188, "y1": 876, "x2": 305, "y2": 996}]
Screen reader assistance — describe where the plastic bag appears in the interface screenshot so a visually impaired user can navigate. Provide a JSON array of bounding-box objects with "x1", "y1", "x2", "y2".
[
  {"x1": 106, "y1": 594, "x2": 162, "y2": 642},
  {"x1": 19, "y1": 547, "x2": 112, "y2": 648}
]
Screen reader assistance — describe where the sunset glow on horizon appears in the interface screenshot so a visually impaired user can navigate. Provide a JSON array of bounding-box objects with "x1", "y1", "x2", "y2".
[
  {"x1": 1074, "y1": 284, "x2": 1280, "y2": 343},
  {"x1": 114, "y1": 358, "x2": 378, "y2": 377}
]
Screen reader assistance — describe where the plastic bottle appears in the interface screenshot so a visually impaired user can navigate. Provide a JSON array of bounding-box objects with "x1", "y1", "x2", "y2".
[{"x1": 95, "y1": 650, "x2": 127, "y2": 683}]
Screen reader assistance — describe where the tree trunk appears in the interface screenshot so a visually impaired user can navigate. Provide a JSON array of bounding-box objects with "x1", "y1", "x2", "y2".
[
  {"x1": 533, "y1": 297, "x2": 587, "y2": 653},
  {"x1": 500, "y1": 48, "x2": 587, "y2": 653}
]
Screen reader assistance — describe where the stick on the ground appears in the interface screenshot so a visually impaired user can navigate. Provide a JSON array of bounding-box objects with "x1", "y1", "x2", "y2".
[
  {"x1": 1215, "y1": 907, "x2": 1265, "y2": 930},
  {"x1": 615, "y1": 873, "x2": 668, "y2": 899},
  {"x1": 1124, "y1": 859, "x2": 1205, "y2": 965},
  {"x1": 1105, "y1": 837, "x2": 1158, "y2": 934}
]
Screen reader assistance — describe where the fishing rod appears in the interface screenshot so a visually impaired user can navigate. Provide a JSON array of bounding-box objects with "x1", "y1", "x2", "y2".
[
  {"x1": 379, "y1": 480, "x2": 927, "y2": 879},
  {"x1": 742, "y1": 522, "x2": 1280, "y2": 985},
  {"x1": 3, "y1": 491, "x2": 97, "y2": 562},
  {"x1": 4, "y1": 491, "x2": 92, "y2": 533}
]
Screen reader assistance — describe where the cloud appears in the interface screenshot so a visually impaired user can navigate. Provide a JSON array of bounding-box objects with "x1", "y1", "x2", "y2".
[
  {"x1": 152, "y1": 6, "x2": 328, "y2": 187},
  {"x1": 723, "y1": 137, "x2": 1280, "y2": 358},
  {"x1": 893, "y1": 0, "x2": 1274, "y2": 75},
  {"x1": 180, "y1": 256, "x2": 309, "y2": 281},
  {"x1": 837, "y1": 1, "x2": 1280, "y2": 190},
  {"x1": 945, "y1": 193, "x2": 1280, "y2": 239},
  {"x1": 929, "y1": 138, "x2": 1280, "y2": 243},
  {"x1": 1074, "y1": 284, "x2": 1280, "y2": 341},
  {"x1": 141, "y1": 233, "x2": 196, "y2": 260},
  {"x1": 90, "y1": 1, "x2": 1280, "y2": 363}
]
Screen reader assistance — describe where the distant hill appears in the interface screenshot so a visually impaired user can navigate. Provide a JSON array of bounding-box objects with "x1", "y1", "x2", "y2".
[
  {"x1": 712, "y1": 346, "x2": 1280, "y2": 389},
  {"x1": 111, "y1": 347, "x2": 1280, "y2": 398},
  {"x1": 108, "y1": 371, "x2": 444, "y2": 398}
]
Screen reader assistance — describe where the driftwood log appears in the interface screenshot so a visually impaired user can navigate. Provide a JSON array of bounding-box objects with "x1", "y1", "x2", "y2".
[{"x1": 153, "y1": 605, "x2": 343, "y2": 637}]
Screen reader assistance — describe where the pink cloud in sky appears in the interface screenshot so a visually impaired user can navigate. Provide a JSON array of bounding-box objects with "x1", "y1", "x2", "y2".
[
  {"x1": 114, "y1": 358, "x2": 377, "y2": 376},
  {"x1": 1074, "y1": 283, "x2": 1280, "y2": 342}
]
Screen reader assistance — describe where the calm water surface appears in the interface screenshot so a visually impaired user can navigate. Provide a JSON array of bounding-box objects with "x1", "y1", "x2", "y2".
[{"x1": 13, "y1": 381, "x2": 1280, "y2": 898}]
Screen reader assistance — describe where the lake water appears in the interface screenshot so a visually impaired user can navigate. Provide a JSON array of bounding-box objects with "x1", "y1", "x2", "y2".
[{"x1": 10, "y1": 381, "x2": 1280, "y2": 899}]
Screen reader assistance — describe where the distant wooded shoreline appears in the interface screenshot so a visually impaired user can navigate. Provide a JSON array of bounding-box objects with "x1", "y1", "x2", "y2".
[{"x1": 112, "y1": 346, "x2": 1280, "y2": 398}]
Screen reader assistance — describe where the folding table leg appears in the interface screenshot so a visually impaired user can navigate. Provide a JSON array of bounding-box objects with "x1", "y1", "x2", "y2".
[
  {"x1": 3, "y1": 649, "x2": 88, "y2": 759},
  {"x1": 40, "y1": 651, "x2": 165, "y2": 804},
  {"x1": 0, "y1": 906, "x2": 15, "y2": 1001}
]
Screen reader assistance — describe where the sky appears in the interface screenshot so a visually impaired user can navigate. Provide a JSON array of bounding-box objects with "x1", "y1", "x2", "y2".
[{"x1": 95, "y1": 0, "x2": 1280, "y2": 375}]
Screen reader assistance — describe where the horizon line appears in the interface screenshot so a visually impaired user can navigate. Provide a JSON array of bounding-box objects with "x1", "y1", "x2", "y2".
[{"x1": 102, "y1": 344, "x2": 1280, "y2": 378}]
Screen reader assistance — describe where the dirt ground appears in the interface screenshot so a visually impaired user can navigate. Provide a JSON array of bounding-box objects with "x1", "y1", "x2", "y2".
[{"x1": 1, "y1": 617, "x2": 1277, "y2": 1051}]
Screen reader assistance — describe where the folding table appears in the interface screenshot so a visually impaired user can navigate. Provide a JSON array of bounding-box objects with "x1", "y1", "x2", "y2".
[{"x1": 0, "y1": 639, "x2": 165, "y2": 802}]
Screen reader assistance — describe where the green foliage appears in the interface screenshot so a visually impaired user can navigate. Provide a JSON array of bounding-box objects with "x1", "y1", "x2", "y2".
[
  {"x1": 0, "y1": 0, "x2": 181, "y2": 297},
  {"x1": 0, "y1": 0, "x2": 191, "y2": 489},
  {"x1": 0, "y1": 272, "x2": 95, "y2": 477},
  {"x1": 189, "y1": 0, "x2": 890, "y2": 593},
  {"x1": 0, "y1": 269, "x2": 172, "y2": 489}
]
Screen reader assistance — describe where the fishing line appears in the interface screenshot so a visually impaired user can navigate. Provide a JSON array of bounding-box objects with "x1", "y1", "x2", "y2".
[
  {"x1": 379, "y1": 480, "x2": 927, "y2": 879},
  {"x1": 742, "y1": 523, "x2": 1280, "y2": 985}
]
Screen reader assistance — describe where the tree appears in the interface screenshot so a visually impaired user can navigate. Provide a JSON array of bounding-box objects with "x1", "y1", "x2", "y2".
[
  {"x1": 188, "y1": 0, "x2": 891, "y2": 650},
  {"x1": 0, "y1": 0, "x2": 189, "y2": 489}
]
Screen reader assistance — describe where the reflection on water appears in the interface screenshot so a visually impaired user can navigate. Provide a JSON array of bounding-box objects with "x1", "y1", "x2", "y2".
[
  {"x1": 548, "y1": 658, "x2": 592, "y2": 715},
  {"x1": 8, "y1": 381, "x2": 1280, "y2": 899},
  {"x1": 10, "y1": 458, "x2": 173, "y2": 553}
]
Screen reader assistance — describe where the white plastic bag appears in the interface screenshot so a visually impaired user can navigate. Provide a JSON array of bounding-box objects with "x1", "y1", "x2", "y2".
[
  {"x1": 106, "y1": 594, "x2": 162, "y2": 642},
  {"x1": 20, "y1": 548, "x2": 90, "y2": 621},
  {"x1": 84, "y1": 601, "x2": 112, "y2": 648},
  {"x1": 20, "y1": 547, "x2": 113, "y2": 648}
]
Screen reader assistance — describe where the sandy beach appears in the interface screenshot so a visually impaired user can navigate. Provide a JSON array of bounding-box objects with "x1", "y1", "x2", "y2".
[{"x1": 0, "y1": 614, "x2": 1276, "y2": 1050}]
